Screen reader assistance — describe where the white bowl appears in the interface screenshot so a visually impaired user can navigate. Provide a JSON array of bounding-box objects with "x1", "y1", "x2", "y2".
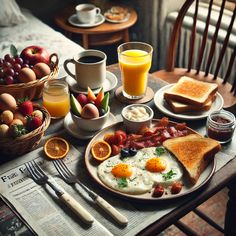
[
  {"x1": 71, "y1": 107, "x2": 110, "y2": 132},
  {"x1": 121, "y1": 104, "x2": 154, "y2": 133}
]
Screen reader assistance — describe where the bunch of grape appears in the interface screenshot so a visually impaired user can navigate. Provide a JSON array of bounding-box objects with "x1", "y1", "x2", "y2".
[{"x1": 0, "y1": 54, "x2": 31, "y2": 85}]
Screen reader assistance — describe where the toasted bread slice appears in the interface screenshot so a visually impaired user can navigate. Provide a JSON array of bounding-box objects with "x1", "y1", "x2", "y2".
[
  {"x1": 163, "y1": 134, "x2": 221, "y2": 184},
  {"x1": 165, "y1": 94, "x2": 216, "y2": 113},
  {"x1": 164, "y1": 77, "x2": 218, "y2": 106}
]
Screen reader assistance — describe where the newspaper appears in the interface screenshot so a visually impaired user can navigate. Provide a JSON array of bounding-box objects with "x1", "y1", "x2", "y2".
[
  {"x1": 0, "y1": 134, "x2": 235, "y2": 236},
  {"x1": 0, "y1": 144, "x2": 159, "y2": 236}
]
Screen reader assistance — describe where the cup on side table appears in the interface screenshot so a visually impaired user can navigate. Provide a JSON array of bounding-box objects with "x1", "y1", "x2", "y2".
[
  {"x1": 63, "y1": 50, "x2": 107, "y2": 89},
  {"x1": 76, "y1": 4, "x2": 101, "y2": 24}
]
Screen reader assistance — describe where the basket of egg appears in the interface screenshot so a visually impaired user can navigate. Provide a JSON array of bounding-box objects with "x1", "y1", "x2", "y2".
[
  {"x1": 0, "y1": 45, "x2": 59, "y2": 100},
  {"x1": 0, "y1": 93, "x2": 51, "y2": 156}
]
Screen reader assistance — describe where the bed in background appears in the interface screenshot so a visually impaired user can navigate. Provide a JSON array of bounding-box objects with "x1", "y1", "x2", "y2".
[{"x1": 0, "y1": 0, "x2": 84, "y2": 78}]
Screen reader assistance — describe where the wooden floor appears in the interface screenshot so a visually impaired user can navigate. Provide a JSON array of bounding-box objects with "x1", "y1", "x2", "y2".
[{"x1": 159, "y1": 188, "x2": 228, "y2": 236}]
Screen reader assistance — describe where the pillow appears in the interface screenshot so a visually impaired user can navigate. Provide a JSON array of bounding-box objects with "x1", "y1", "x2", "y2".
[{"x1": 0, "y1": 0, "x2": 27, "y2": 26}]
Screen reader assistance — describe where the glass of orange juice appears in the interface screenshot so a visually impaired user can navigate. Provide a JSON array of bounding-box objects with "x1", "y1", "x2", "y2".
[
  {"x1": 43, "y1": 79, "x2": 70, "y2": 119},
  {"x1": 118, "y1": 42, "x2": 153, "y2": 99}
]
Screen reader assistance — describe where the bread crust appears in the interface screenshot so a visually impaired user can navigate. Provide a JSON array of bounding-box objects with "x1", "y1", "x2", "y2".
[{"x1": 163, "y1": 134, "x2": 221, "y2": 184}]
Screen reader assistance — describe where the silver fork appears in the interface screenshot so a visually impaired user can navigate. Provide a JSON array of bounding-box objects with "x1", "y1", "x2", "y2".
[
  {"x1": 25, "y1": 160, "x2": 94, "y2": 224},
  {"x1": 53, "y1": 159, "x2": 128, "y2": 225}
]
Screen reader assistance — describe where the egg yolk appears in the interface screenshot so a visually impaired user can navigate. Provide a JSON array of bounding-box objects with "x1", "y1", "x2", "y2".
[
  {"x1": 145, "y1": 157, "x2": 166, "y2": 172},
  {"x1": 111, "y1": 163, "x2": 132, "y2": 178}
]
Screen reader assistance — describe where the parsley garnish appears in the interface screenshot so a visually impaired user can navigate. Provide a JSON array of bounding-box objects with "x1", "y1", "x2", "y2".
[
  {"x1": 117, "y1": 178, "x2": 128, "y2": 188},
  {"x1": 162, "y1": 170, "x2": 177, "y2": 181},
  {"x1": 155, "y1": 147, "x2": 165, "y2": 156}
]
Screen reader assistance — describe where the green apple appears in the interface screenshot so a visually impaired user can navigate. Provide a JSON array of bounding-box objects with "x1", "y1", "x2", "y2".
[
  {"x1": 70, "y1": 94, "x2": 82, "y2": 116},
  {"x1": 101, "y1": 92, "x2": 109, "y2": 112}
]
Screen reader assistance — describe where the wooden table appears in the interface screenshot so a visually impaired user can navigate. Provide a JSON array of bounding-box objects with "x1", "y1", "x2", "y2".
[
  {"x1": 0, "y1": 64, "x2": 235, "y2": 235},
  {"x1": 54, "y1": 5, "x2": 138, "y2": 49}
]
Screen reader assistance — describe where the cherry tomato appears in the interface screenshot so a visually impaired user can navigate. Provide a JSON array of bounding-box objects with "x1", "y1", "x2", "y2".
[{"x1": 115, "y1": 130, "x2": 127, "y2": 140}]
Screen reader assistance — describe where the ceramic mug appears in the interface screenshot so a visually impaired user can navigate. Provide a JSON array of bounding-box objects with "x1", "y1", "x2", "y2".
[
  {"x1": 76, "y1": 4, "x2": 101, "y2": 24},
  {"x1": 63, "y1": 50, "x2": 107, "y2": 89}
]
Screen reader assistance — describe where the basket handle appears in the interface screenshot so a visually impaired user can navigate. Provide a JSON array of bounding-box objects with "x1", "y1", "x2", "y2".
[{"x1": 49, "y1": 53, "x2": 59, "y2": 70}]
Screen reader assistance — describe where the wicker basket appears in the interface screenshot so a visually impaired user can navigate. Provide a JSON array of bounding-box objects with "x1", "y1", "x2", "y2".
[
  {"x1": 0, "y1": 104, "x2": 51, "y2": 157},
  {"x1": 0, "y1": 53, "x2": 59, "y2": 100}
]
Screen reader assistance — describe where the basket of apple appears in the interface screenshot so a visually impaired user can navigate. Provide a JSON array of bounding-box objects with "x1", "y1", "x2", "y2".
[
  {"x1": 0, "y1": 45, "x2": 59, "y2": 100},
  {"x1": 70, "y1": 87, "x2": 110, "y2": 132},
  {"x1": 0, "y1": 93, "x2": 51, "y2": 156}
]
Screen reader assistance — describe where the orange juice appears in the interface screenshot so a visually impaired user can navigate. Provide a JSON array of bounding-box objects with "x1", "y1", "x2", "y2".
[
  {"x1": 119, "y1": 49, "x2": 152, "y2": 98},
  {"x1": 43, "y1": 80, "x2": 70, "y2": 119}
]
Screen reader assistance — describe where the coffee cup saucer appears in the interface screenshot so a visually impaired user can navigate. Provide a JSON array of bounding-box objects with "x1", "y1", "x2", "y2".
[
  {"x1": 64, "y1": 112, "x2": 117, "y2": 139},
  {"x1": 68, "y1": 14, "x2": 105, "y2": 28},
  {"x1": 65, "y1": 70, "x2": 118, "y2": 94}
]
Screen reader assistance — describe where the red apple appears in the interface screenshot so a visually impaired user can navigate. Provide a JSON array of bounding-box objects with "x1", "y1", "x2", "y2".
[{"x1": 20, "y1": 45, "x2": 50, "y2": 66}]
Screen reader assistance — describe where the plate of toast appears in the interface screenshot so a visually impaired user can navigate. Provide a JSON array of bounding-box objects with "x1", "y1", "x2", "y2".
[
  {"x1": 154, "y1": 77, "x2": 224, "y2": 120},
  {"x1": 84, "y1": 119, "x2": 220, "y2": 201}
]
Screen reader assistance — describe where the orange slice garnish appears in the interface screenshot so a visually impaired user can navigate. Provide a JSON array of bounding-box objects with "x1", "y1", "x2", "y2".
[
  {"x1": 91, "y1": 140, "x2": 111, "y2": 161},
  {"x1": 44, "y1": 137, "x2": 69, "y2": 159}
]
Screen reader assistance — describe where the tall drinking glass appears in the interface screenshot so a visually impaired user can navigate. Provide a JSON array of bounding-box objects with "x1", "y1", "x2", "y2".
[{"x1": 118, "y1": 42, "x2": 153, "y2": 99}]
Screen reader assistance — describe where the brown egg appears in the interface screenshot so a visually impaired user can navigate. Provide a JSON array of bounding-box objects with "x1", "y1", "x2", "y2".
[
  {"x1": 33, "y1": 62, "x2": 51, "y2": 79},
  {"x1": 18, "y1": 68, "x2": 37, "y2": 83},
  {"x1": 0, "y1": 110, "x2": 14, "y2": 125},
  {"x1": 10, "y1": 119, "x2": 23, "y2": 127},
  {"x1": 81, "y1": 103, "x2": 99, "y2": 119},
  {"x1": 0, "y1": 93, "x2": 17, "y2": 111},
  {"x1": 14, "y1": 111, "x2": 27, "y2": 125},
  {"x1": 0, "y1": 124, "x2": 9, "y2": 138}
]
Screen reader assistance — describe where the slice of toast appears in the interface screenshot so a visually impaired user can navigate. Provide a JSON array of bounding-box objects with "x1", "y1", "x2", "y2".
[
  {"x1": 163, "y1": 134, "x2": 221, "y2": 184},
  {"x1": 165, "y1": 94, "x2": 216, "y2": 113},
  {"x1": 164, "y1": 77, "x2": 218, "y2": 106}
]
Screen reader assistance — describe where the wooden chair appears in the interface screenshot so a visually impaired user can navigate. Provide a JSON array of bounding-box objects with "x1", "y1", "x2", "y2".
[{"x1": 152, "y1": 0, "x2": 236, "y2": 110}]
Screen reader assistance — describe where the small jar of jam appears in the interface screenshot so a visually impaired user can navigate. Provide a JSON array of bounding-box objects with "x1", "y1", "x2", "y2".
[{"x1": 206, "y1": 110, "x2": 235, "y2": 144}]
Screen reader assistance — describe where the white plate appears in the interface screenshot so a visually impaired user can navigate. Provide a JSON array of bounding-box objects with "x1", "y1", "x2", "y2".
[
  {"x1": 65, "y1": 71, "x2": 118, "y2": 94},
  {"x1": 104, "y1": 12, "x2": 130, "y2": 23},
  {"x1": 64, "y1": 112, "x2": 117, "y2": 139},
  {"x1": 154, "y1": 84, "x2": 224, "y2": 120},
  {"x1": 84, "y1": 120, "x2": 216, "y2": 201},
  {"x1": 68, "y1": 14, "x2": 105, "y2": 28}
]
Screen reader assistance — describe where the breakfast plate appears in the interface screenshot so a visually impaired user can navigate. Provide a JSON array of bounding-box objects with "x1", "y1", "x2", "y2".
[
  {"x1": 154, "y1": 84, "x2": 224, "y2": 120},
  {"x1": 84, "y1": 120, "x2": 216, "y2": 201},
  {"x1": 68, "y1": 14, "x2": 105, "y2": 28},
  {"x1": 64, "y1": 112, "x2": 117, "y2": 139},
  {"x1": 65, "y1": 71, "x2": 118, "y2": 94}
]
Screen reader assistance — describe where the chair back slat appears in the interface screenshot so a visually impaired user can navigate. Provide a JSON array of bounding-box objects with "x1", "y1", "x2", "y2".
[
  {"x1": 196, "y1": 0, "x2": 214, "y2": 74},
  {"x1": 224, "y1": 47, "x2": 236, "y2": 85},
  {"x1": 166, "y1": 0, "x2": 194, "y2": 71},
  {"x1": 213, "y1": 6, "x2": 236, "y2": 80},
  {"x1": 187, "y1": 0, "x2": 199, "y2": 72},
  {"x1": 204, "y1": 0, "x2": 226, "y2": 76}
]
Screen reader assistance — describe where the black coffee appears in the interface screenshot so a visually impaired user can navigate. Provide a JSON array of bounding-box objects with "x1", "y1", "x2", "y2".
[{"x1": 78, "y1": 56, "x2": 103, "y2": 63}]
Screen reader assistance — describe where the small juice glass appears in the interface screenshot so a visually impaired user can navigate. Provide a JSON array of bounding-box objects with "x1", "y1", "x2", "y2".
[
  {"x1": 118, "y1": 42, "x2": 153, "y2": 99},
  {"x1": 43, "y1": 79, "x2": 70, "y2": 119}
]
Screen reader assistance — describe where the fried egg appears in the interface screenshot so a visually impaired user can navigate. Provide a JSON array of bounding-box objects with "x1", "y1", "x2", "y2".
[
  {"x1": 97, "y1": 155, "x2": 153, "y2": 194},
  {"x1": 131, "y1": 147, "x2": 183, "y2": 186},
  {"x1": 97, "y1": 146, "x2": 183, "y2": 195}
]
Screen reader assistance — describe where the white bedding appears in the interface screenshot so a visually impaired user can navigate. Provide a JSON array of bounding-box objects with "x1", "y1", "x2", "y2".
[{"x1": 0, "y1": 8, "x2": 84, "y2": 78}]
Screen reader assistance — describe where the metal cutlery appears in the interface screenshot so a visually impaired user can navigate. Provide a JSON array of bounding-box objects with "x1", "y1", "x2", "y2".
[
  {"x1": 53, "y1": 159, "x2": 128, "y2": 225},
  {"x1": 25, "y1": 160, "x2": 94, "y2": 224}
]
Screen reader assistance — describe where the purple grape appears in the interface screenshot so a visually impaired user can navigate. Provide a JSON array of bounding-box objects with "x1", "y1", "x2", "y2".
[
  {"x1": 5, "y1": 75, "x2": 14, "y2": 85},
  {"x1": 0, "y1": 69, "x2": 4, "y2": 78},
  {"x1": 4, "y1": 67, "x2": 15, "y2": 77},
  {"x1": 0, "y1": 78, "x2": 5, "y2": 84},
  {"x1": 0, "y1": 59, "x2": 4, "y2": 67},
  {"x1": 15, "y1": 57, "x2": 23, "y2": 65},
  {"x1": 13, "y1": 63, "x2": 21, "y2": 72},
  {"x1": 22, "y1": 64, "x2": 29, "y2": 68},
  {"x1": 3, "y1": 62, "x2": 11, "y2": 68},
  {"x1": 4, "y1": 54, "x2": 11, "y2": 62}
]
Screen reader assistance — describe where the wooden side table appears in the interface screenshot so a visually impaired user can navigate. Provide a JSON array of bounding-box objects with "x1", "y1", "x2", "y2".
[{"x1": 54, "y1": 5, "x2": 138, "y2": 49}]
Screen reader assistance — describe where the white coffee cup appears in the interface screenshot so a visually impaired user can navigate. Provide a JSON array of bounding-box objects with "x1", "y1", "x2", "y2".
[
  {"x1": 75, "y1": 4, "x2": 101, "y2": 24},
  {"x1": 63, "y1": 50, "x2": 107, "y2": 89}
]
